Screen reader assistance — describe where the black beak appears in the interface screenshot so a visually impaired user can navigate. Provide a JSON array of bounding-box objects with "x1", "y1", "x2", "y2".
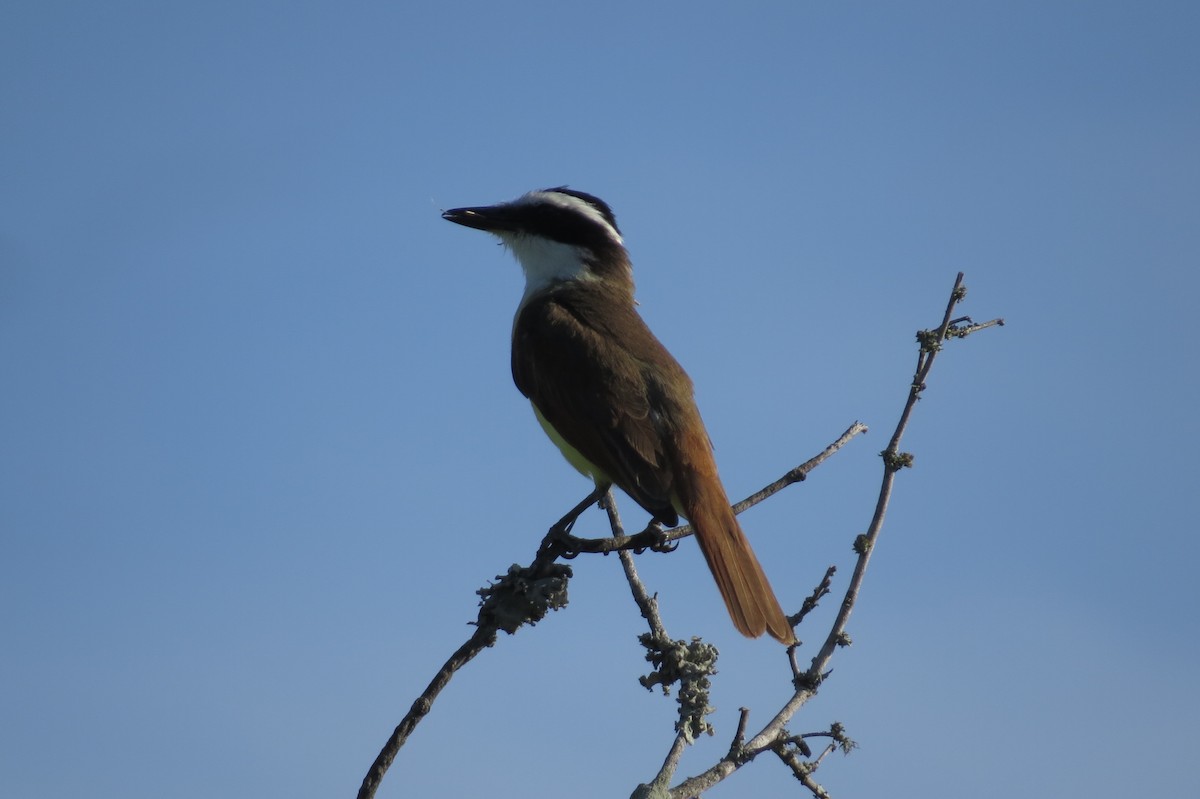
[{"x1": 442, "y1": 204, "x2": 517, "y2": 233}]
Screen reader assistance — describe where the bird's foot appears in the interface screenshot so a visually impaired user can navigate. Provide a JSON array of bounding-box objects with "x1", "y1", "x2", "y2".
[{"x1": 634, "y1": 521, "x2": 679, "y2": 554}]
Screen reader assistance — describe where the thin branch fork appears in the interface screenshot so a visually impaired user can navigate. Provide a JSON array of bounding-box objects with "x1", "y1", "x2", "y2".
[
  {"x1": 358, "y1": 272, "x2": 1002, "y2": 799},
  {"x1": 356, "y1": 416, "x2": 864, "y2": 799},
  {"x1": 811, "y1": 273, "x2": 987, "y2": 680},
  {"x1": 550, "y1": 421, "x2": 869, "y2": 557},
  {"x1": 667, "y1": 272, "x2": 1001, "y2": 799}
]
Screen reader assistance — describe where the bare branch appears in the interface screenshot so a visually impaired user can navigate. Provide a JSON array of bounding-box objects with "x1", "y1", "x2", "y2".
[
  {"x1": 730, "y1": 707, "x2": 751, "y2": 754},
  {"x1": 607, "y1": 425, "x2": 869, "y2": 796},
  {"x1": 946, "y1": 314, "x2": 1005, "y2": 339},
  {"x1": 356, "y1": 626, "x2": 496, "y2": 799},
  {"x1": 601, "y1": 491, "x2": 670, "y2": 639},
  {"x1": 807, "y1": 273, "x2": 977, "y2": 683},
  {"x1": 633, "y1": 732, "x2": 689, "y2": 799},
  {"x1": 791, "y1": 565, "x2": 837, "y2": 629},
  {"x1": 731, "y1": 421, "x2": 869, "y2": 519},
  {"x1": 358, "y1": 273, "x2": 1001, "y2": 799},
  {"x1": 772, "y1": 740, "x2": 833, "y2": 799},
  {"x1": 669, "y1": 272, "x2": 1002, "y2": 798},
  {"x1": 554, "y1": 421, "x2": 870, "y2": 556}
]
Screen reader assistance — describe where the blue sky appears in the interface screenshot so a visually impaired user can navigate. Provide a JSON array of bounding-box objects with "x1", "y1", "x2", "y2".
[{"x1": 2, "y1": 2, "x2": 1197, "y2": 797}]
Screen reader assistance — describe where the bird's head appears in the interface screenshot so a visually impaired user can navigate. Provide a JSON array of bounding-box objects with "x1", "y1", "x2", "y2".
[{"x1": 443, "y1": 187, "x2": 633, "y2": 303}]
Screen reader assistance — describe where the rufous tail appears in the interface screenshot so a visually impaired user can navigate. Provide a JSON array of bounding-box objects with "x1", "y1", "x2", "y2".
[{"x1": 678, "y1": 477, "x2": 795, "y2": 645}]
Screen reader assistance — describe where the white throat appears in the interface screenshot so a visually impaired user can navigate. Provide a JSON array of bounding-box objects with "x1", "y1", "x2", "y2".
[{"x1": 500, "y1": 232, "x2": 598, "y2": 309}]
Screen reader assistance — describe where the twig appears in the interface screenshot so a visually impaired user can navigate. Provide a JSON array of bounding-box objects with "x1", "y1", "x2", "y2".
[
  {"x1": 357, "y1": 518, "x2": 577, "y2": 799},
  {"x1": 797, "y1": 768, "x2": 832, "y2": 799},
  {"x1": 635, "y1": 732, "x2": 689, "y2": 799},
  {"x1": 607, "y1": 425, "x2": 867, "y2": 796},
  {"x1": 812, "y1": 742, "x2": 837, "y2": 767},
  {"x1": 669, "y1": 272, "x2": 1002, "y2": 799},
  {"x1": 601, "y1": 490, "x2": 669, "y2": 639},
  {"x1": 357, "y1": 274, "x2": 999, "y2": 799},
  {"x1": 609, "y1": 489, "x2": 710, "y2": 787},
  {"x1": 772, "y1": 740, "x2": 833, "y2": 799},
  {"x1": 790, "y1": 565, "x2": 837, "y2": 629},
  {"x1": 356, "y1": 626, "x2": 496, "y2": 799},
  {"x1": 731, "y1": 421, "x2": 869, "y2": 519},
  {"x1": 729, "y1": 707, "x2": 752, "y2": 754},
  {"x1": 555, "y1": 421, "x2": 869, "y2": 555},
  {"x1": 807, "y1": 273, "x2": 976, "y2": 681}
]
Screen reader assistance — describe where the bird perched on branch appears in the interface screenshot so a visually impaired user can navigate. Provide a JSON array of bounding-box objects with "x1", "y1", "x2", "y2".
[{"x1": 443, "y1": 187, "x2": 793, "y2": 644}]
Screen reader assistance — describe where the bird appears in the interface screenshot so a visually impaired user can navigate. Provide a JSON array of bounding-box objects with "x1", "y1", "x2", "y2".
[{"x1": 442, "y1": 187, "x2": 794, "y2": 644}]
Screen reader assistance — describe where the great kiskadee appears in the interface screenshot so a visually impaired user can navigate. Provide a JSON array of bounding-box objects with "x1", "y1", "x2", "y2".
[{"x1": 442, "y1": 187, "x2": 794, "y2": 644}]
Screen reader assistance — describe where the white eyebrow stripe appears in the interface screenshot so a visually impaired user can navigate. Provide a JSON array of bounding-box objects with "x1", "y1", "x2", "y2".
[{"x1": 514, "y1": 190, "x2": 623, "y2": 245}]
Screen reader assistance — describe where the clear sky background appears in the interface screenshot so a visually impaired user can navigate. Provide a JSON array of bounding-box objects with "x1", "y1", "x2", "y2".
[{"x1": 2, "y1": 2, "x2": 1197, "y2": 797}]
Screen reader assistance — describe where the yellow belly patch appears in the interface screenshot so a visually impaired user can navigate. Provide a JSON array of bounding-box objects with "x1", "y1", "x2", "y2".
[{"x1": 532, "y1": 404, "x2": 610, "y2": 485}]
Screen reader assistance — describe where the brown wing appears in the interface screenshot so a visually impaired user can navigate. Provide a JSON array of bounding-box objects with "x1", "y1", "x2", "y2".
[
  {"x1": 512, "y1": 283, "x2": 794, "y2": 643},
  {"x1": 511, "y1": 284, "x2": 689, "y2": 524}
]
